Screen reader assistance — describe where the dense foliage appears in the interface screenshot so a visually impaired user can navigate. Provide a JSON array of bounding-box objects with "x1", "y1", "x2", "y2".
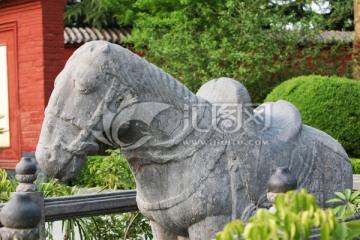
[
  {"x1": 217, "y1": 189, "x2": 360, "y2": 240},
  {"x1": 327, "y1": 189, "x2": 360, "y2": 220},
  {"x1": 72, "y1": 149, "x2": 135, "y2": 190},
  {"x1": 65, "y1": 0, "x2": 352, "y2": 102},
  {"x1": 0, "y1": 169, "x2": 16, "y2": 203},
  {"x1": 322, "y1": 0, "x2": 354, "y2": 30},
  {"x1": 65, "y1": 0, "x2": 354, "y2": 31},
  {"x1": 265, "y1": 75, "x2": 360, "y2": 157},
  {"x1": 352, "y1": 158, "x2": 360, "y2": 174},
  {"x1": 64, "y1": 0, "x2": 120, "y2": 28}
]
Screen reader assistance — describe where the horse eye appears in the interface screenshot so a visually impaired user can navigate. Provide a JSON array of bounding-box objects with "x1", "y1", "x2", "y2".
[
  {"x1": 74, "y1": 76, "x2": 100, "y2": 95},
  {"x1": 74, "y1": 79, "x2": 90, "y2": 94}
]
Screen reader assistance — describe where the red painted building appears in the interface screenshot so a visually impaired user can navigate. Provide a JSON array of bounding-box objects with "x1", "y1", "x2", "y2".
[{"x1": 0, "y1": 0, "x2": 65, "y2": 168}]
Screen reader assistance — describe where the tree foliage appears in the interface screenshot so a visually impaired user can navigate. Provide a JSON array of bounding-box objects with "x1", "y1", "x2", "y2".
[
  {"x1": 323, "y1": 0, "x2": 354, "y2": 30},
  {"x1": 65, "y1": 0, "x2": 353, "y2": 102},
  {"x1": 64, "y1": 0, "x2": 120, "y2": 28}
]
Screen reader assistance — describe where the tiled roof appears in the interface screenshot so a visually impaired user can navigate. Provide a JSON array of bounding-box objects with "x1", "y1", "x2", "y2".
[
  {"x1": 64, "y1": 27, "x2": 131, "y2": 45},
  {"x1": 64, "y1": 28, "x2": 354, "y2": 45},
  {"x1": 316, "y1": 31, "x2": 354, "y2": 44}
]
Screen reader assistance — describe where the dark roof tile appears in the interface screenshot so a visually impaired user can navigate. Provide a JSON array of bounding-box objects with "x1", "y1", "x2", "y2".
[
  {"x1": 64, "y1": 27, "x2": 131, "y2": 45},
  {"x1": 64, "y1": 28, "x2": 353, "y2": 45}
]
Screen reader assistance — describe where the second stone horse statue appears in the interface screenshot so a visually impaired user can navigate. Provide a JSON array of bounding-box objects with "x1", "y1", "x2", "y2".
[{"x1": 35, "y1": 41, "x2": 352, "y2": 240}]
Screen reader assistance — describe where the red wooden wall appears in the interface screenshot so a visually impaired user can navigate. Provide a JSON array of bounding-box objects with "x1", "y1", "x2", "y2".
[{"x1": 0, "y1": 0, "x2": 65, "y2": 168}]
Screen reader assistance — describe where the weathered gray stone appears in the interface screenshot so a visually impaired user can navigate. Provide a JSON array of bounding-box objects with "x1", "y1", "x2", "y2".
[
  {"x1": 267, "y1": 167, "x2": 297, "y2": 214},
  {"x1": 35, "y1": 41, "x2": 352, "y2": 240},
  {"x1": 44, "y1": 190, "x2": 138, "y2": 221},
  {"x1": 15, "y1": 157, "x2": 46, "y2": 239},
  {"x1": 0, "y1": 193, "x2": 41, "y2": 240},
  {"x1": 267, "y1": 167, "x2": 297, "y2": 193},
  {"x1": 15, "y1": 157, "x2": 37, "y2": 192}
]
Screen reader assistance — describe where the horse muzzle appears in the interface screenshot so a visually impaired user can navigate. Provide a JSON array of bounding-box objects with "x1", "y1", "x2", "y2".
[{"x1": 35, "y1": 143, "x2": 87, "y2": 181}]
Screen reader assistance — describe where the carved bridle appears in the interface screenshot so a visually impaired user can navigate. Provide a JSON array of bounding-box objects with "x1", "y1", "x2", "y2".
[{"x1": 45, "y1": 73, "x2": 122, "y2": 156}]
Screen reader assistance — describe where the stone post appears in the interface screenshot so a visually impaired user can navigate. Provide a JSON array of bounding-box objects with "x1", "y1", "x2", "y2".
[
  {"x1": 267, "y1": 166, "x2": 297, "y2": 213},
  {"x1": 0, "y1": 193, "x2": 41, "y2": 240},
  {"x1": 0, "y1": 157, "x2": 45, "y2": 239}
]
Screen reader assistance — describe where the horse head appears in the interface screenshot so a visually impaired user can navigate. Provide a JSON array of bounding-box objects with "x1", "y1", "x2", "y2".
[
  {"x1": 36, "y1": 42, "x2": 114, "y2": 180},
  {"x1": 36, "y1": 41, "x2": 203, "y2": 181}
]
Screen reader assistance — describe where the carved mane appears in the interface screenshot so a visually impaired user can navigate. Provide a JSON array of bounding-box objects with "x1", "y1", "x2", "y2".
[{"x1": 67, "y1": 41, "x2": 199, "y2": 110}]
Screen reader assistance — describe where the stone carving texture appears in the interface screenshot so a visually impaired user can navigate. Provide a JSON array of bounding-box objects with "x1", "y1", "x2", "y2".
[
  {"x1": 15, "y1": 157, "x2": 37, "y2": 192},
  {"x1": 0, "y1": 193, "x2": 41, "y2": 240},
  {"x1": 35, "y1": 41, "x2": 352, "y2": 240}
]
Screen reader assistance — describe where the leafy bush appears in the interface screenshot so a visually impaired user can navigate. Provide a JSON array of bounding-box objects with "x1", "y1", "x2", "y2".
[
  {"x1": 265, "y1": 75, "x2": 360, "y2": 157},
  {"x1": 352, "y1": 158, "x2": 360, "y2": 174},
  {"x1": 0, "y1": 169, "x2": 17, "y2": 203},
  {"x1": 217, "y1": 189, "x2": 360, "y2": 240},
  {"x1": 72, "y1": 149, "x2": 135, "y2": 190},
  {"x1": 327, "y1": 189, "x2": 360, "y2": 220},
  {"x1": 84, "y1": 212, "x2": 152, "y2": 240},
  {"x1": 81, "y1": 0, "x2": 351, "y2": 103}
]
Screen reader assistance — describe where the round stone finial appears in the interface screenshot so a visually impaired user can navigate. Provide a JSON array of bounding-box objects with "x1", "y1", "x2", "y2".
[
  {"x1": 267, "y1": 166, "x2": 297, "y2": 193},
  {"x1": 0, "y1": 193, "x2": 41, "y2": 229},
  {"x1": 15, "y1": 158, "x2": 38, "y2": 192},
  {"x1": 15, "y1": 157, "x2": 37, "y2": 175}
]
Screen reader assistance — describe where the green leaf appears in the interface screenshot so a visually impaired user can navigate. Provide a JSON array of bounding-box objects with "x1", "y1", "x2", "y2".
[
  {"x1": 344, "y1": 189, "x2": 351, "y2": 200},
  {"x1": 347, "y1": 204, "x2": 355, "y2": 214},
  {"x1": 336, "y1": 205, "x2": 347, "y2": 218},
  {"x1": 332, "y1": 223, "x2": 347, "y2": 240},
  {"x1": 350, "y1": 189, "x2": 360, "y2": 201},
  {"x1": 320, "y1": 223, "x2": 330, "y2": 240},
  {"x1": 334, "y1": 192, "x2": 346, "y2": 201},
  {"x1": 346, "y1": 228, "x2": 360, "y2": 239},
  {"x1": 326, "y1": 198, "x2": 343, "y2": 203}
]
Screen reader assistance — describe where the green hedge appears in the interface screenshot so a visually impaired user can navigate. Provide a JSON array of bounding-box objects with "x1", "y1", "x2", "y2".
[
  {"x1": 352, "y1": 158, "x2": 360, "y2": 174},
  {"x1": 265, "y1": 75, "x2": 360, "y2": 157}
]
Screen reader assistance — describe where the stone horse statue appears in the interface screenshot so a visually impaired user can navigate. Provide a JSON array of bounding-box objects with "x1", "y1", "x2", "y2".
[{"x1": 36, "y1": 41, "x2": 352, "y2": 240}]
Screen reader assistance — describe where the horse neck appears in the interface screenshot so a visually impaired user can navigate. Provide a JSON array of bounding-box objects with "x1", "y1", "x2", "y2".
[{"x1": 112, "y1": 49, "x2": 198, "y2": 109}]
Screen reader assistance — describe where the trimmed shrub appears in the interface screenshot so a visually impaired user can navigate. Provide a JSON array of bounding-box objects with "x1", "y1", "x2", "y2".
[
  {"x1": 352, "y1": 158, "x2": 360, "y2": 174},
  {"x1": 265, "y1": 75, "x2": 360, "y2": 157}
]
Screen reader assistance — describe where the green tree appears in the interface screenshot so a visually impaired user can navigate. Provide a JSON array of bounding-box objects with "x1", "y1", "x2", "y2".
[
  {"x1": 65, "y1": 0, "x2": 353, "y2": 102},
  {"x1": 324, "y1": 0, "x2": 354, "y2": 30},
  {"x1": 64, "y1": 0, "x2": 121, "y2": 28}
]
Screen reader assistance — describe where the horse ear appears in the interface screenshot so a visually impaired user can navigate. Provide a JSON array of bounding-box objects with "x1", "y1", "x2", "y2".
[
  {"x1": 100, "y1": 44, "x2": 110, "y2": 53},
  {"x1": 89, "y1": 42, "x2": 111, "y2": 53},
  {"x1": 89, "y1": 41, "x2": 110, "y2": 53}
]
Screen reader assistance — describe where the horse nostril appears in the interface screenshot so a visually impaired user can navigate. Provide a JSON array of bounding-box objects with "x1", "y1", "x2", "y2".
[
  {"x1": 45, "y1": 152, "x2": 51, "y2": 160},
  {"x1": 54, "y1": 142, "x2": 61, "y2": 149}
]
